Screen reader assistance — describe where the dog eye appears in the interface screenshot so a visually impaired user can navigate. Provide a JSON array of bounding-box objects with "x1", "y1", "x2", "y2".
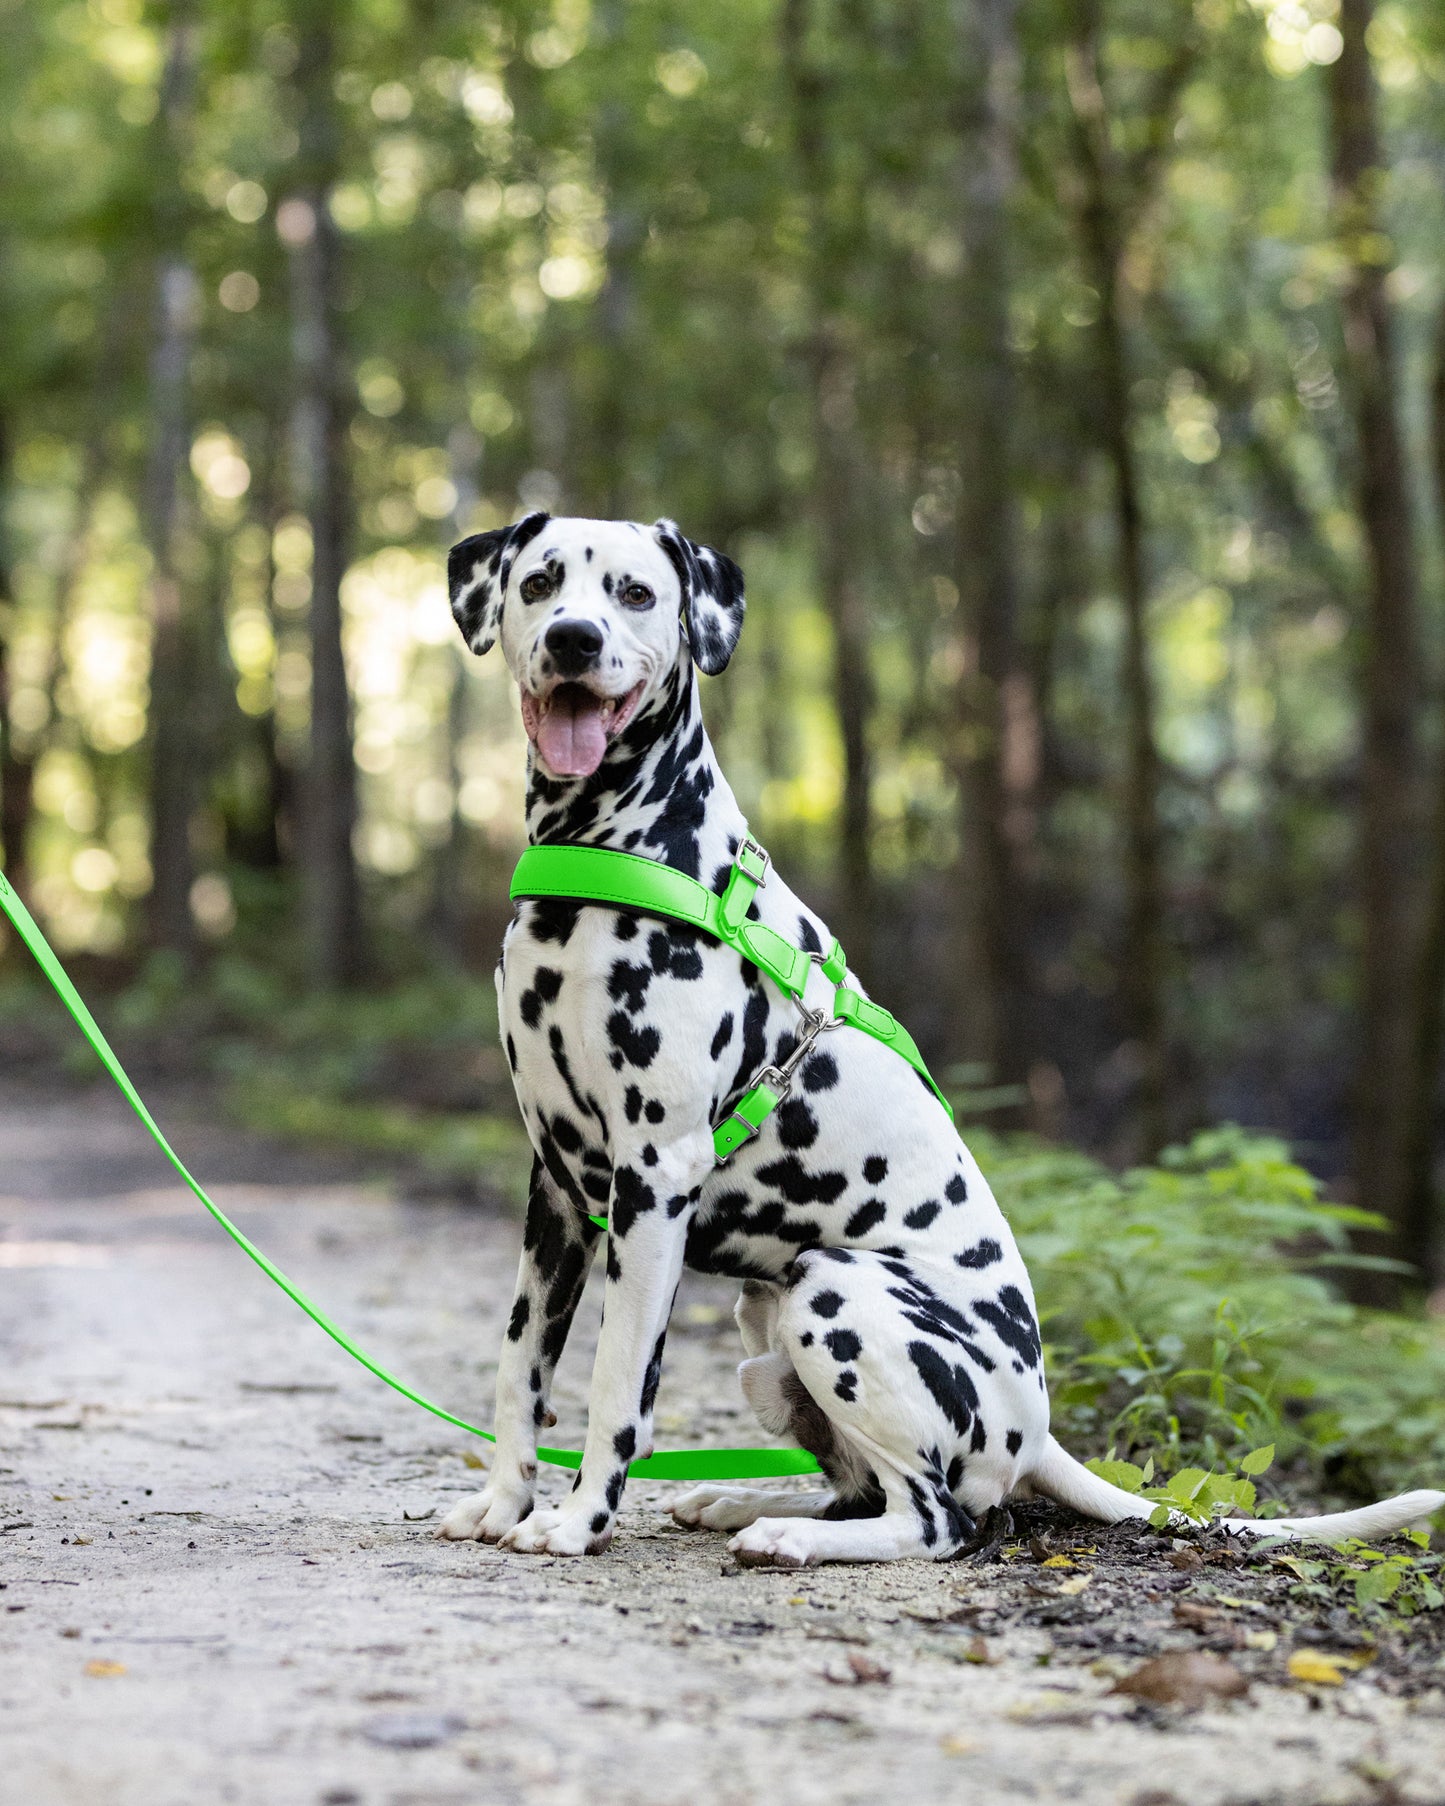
[
  {"x1": 519, "y1": 570, "x2": 552, "y2": 602},
  {"x1": 621, "y1": 582, "x2": 653, "y2": 608}
]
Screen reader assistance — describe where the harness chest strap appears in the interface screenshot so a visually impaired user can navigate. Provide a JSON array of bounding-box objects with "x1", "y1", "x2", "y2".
[{"x1": 509, "y1": 839, "x2": 955, "y2": 1219}]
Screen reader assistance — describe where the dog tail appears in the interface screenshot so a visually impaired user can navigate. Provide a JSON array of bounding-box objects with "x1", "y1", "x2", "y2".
[{"x1": 1028, "y1": 1435, "x2": 1444, "y2": 1544}]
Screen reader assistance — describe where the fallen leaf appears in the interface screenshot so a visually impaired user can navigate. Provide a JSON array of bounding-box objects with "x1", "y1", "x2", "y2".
[
  {"x1": 845, "y1": 1651, "x2": 890, "y2": 1685},
  {"x1": 71, "y1": 1534, "x2": 93, "y2": 1547},
  {"x1": 84, "y1": 1661, "x2": 127, "y2": 1679},
  {"x1": 787, "y1": 1595, "x2": 807, "y2": 1606},
  {"x1": 1113, "y1": 1652, "x2": 1248, "y2": 1710},
  {"x1": 1244, "y1": 1630, "x2": 1278, "y2": 1653},
  {"x1": 1058, "y1": 1574, "x2": 1092, "y2": 1596},
  {"x1": 1287, "y1": 1649, "x2": 1369, "y2": 1687},
  {"x1": 1041, "y1": 1554, "x2": 1076, "y2": 1570},
  {"x1": 461, "y1": 1451, "x2": 486, "y2": 1470},
  {"x1": 1166, "y1": 1547, "x2": 1205, "y2": 1573},
  {"x1": 401, "y1": 1506, "x2": 435, "y2": 1522},
  {"x1": 963, "y1": 1636, "x2": 991, "y2": 1664},
  {"x1": 1029, "y1": 1533, "x2": 1053, "y2": 1562},
  {"x1": 940, "y1": 1734, "x2": 980, "y2": 1756}
]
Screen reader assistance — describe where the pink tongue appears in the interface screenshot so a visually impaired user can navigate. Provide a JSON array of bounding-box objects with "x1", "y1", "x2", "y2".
[{"x1": 536, "y1": 688, "x2": 609, "y2": 777}]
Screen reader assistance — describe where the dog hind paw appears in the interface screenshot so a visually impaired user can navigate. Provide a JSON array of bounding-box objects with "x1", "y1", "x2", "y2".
[
  {"x1": 729, "y1": 1519, "x2": 817, "y2": 1569},
  {"x1": 670, "y1": 1485, "x2": 758, "y2": 1530}
]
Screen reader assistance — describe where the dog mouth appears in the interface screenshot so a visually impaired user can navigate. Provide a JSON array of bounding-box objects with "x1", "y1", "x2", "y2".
[{"x1": 520, "y1": 680, "x2": 646, "y2": 778}]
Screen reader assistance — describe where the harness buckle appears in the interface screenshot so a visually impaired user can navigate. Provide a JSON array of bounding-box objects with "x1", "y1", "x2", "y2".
[{"x1": 734, "y1": 836, "x2": 770, "y2": 888}]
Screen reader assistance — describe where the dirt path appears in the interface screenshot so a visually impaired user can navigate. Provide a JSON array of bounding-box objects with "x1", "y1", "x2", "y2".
[{"x1": 3, "y1": 1078, "x2": 1444, "y2": 1806}]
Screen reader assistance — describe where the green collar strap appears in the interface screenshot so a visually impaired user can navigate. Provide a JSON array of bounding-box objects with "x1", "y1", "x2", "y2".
[{"x1": 510, "y1": 835, "x2": 954, "y2": 1214}]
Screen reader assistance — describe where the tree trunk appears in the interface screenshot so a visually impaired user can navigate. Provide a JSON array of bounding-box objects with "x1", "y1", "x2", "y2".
[
  {"x1": 1399, "y1": 299, "x2": 1445, "y2": 1291},
  {"x1": 1066, "y1": 20, "x2": 1168, "y2": 1157},
  {"x1": 951, "y1": 0, "x2": 1031, "y2": 1092},
  {"x1": 1329, "y1": 0, "x2": 1422, "y2": 1294},
  {"x1": 781, "y1": 0, "x2": 875, "y2": 971},
  {"x1": 143, "y1": 8, "x2": 200, "y2": 958},
  {"x1": 285, "y1": 0, "x2": 362, "y2": 988},
  {"x1": 0, "y1": 411, "x2": 31, "y2": 900},
  {"x1": 590, "y1": 0, "x2": 642, "y2": 521}
]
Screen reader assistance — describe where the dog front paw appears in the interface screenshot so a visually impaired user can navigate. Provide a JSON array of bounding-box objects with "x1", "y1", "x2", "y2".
[
  {"x1": 434, "y1": 1483, "x2": 533, "y2": 1543},
  {"x1": 729, "y1": 1519, "x2": 818, "y2": 1569},
  {"x1": 499, "y1": 1505, "x2": 612, "y2": 1556}
]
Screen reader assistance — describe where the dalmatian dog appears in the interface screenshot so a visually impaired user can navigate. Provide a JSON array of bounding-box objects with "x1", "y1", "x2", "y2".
[{"x1": 434, "y1": 512, "x2": 1444, "y2": 1566}]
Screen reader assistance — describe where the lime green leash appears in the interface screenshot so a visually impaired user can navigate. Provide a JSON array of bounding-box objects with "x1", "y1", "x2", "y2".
[{"x1": 0, "y1": 864, "x2": 817, "y2": 1481}]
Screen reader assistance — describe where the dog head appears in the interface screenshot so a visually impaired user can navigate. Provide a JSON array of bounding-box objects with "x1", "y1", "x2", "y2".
[{"x1": 447, "y1": 514, "x2": 744, "y2": 779}]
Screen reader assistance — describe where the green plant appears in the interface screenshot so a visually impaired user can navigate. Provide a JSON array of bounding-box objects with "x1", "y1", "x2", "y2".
[
  {"x1": 1085, "y1": 1443, "x2": 1278, "y2": 1525},
  {"x1": 1267, "y1": 1534, "x2": 1445, "y2": 1621},
  {"x1": 974, "y1": 1125, "x2": 1445, "y2": 1499}
]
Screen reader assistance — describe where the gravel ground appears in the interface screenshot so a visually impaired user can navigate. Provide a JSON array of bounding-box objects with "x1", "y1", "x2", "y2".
[{"x1": 4, "y1": 1076, "x2": 1445, "y2": 1806}]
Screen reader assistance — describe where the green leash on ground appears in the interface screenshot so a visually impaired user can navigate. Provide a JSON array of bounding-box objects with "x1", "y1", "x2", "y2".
[{"x1": 0, "y1": 863, "x2": 818, "y2": 1482}]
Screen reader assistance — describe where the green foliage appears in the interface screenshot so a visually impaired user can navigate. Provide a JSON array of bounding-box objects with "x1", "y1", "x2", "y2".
[
  {"x1": 1085, "y1": 1444, "x2": 1272, "y2": 1525},
  {"x1": 1268, "y1": 1535, "x2": 1445, "y2": 1623},
  {"x1": 977, "y1": 1126, "x2": 1445, "y2": 1498}
]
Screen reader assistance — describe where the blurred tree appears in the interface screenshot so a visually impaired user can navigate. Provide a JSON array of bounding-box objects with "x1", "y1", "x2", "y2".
[
  {"x1": 142, "y1": 5, "x2": 201, "y2": 958},
  {"x1": 284, "y1": 0, "x2": 363, "y2": 988},
  {"x1": 1327, "y1": 0, "x2": 1424, "y2": 1296}
]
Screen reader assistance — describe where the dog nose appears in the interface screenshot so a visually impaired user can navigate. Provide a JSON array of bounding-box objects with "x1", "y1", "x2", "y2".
[{"x1": 544, "y1": 619, "x2": 604, "y2": 676}]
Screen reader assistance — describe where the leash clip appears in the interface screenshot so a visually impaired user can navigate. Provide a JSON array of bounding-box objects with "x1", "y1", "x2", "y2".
[{"x1": 734, "y1": 836, "x2": 770, "y2": 888}]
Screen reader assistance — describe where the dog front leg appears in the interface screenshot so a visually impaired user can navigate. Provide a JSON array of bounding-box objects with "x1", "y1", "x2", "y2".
[
  {"x1": 436, "y1": 1157, "x2": 599, "y2": 1542},
  {"x1": 500, "y1": 1140, "x2": 707, "y2": 1556}
]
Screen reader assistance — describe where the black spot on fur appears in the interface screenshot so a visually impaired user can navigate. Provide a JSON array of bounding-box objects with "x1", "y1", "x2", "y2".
[
  {"x1": 608, "y1": 960, "x2": 652, "y2": 1014},
  {"x1": 613, "y1": 1425, "x2": 637, "y2": 1463},
  {"x1": 526, "y1": 898, "x2": 582, "y2": 945},
  {"x1": 507, "y1": 1295, "x2": 531, "y2": 1341},
  {"x1": 607, "y1": 1010, "x2": 661, "y2": 1069},
  {"x1": 955, "y1": 1238, "x2": 1003, "y2": 1270},
  {"x1": 844, "y1": 1200, "x2": 887, "y2": 1238},
  {"x1": 644, "y1": 1099, "x2": 666, "y2": 1124},
  {"x1": 945, "y1": 1173, "x2": 968, "y2": 1205},
  {"x1": 796, "y1": 915, "x2": 823, "y2": 955},
  {"x1": 605, "y1": 1468, "x2": 625, "y2": 1510},
  {"x1": 755, "y1": 1155, "x2": 848, "y2": 1206},
  {"x1": 1006, "y1": 1429, "x2": 1023, "y2": 1455},
  {"x1": 591, "y1": 1511, "x2": 608, "y2": 1534},
  {"x1": 973, "y1": 1285, "x2": 1042, "y2": 1370},
  {"x1": 834, "y1": 1371, "x2": 858, "y2": 1402},
  {"x1": 824, "y1": 1327, "x2": 862, "y2": 1363},
  {"x1": 863, "y1": 1155, "x2": 888, "y2": 1184},
  {"x1": 710, "y1": 1012, "x2": 735, "y2": 1059},
  {"x1": 519, "y1": 965, "x2": 563, "y2": 1028},
  {"x1": 800, "y1": 1052, "x2": 839, "y2": 1093},
  {"x1": 810, "y1": 1289, "x2": 844, "y2": 1319},
  {"x1": 907, "y1": 1340, "x2": 980, "y2": 1436},
  {"x1": 777, "y1": 1098, "x2": 819, "y2": 1150},
  {"x1": 624, "y1": 1086, "x2": 643, "y2": 1123},
  {"x1": 904, "y1": 1200, "x2": 941, "y2": 1231},
  {"x1": 611, "y1": 1165, "x2": 656, "y2": 1238}
]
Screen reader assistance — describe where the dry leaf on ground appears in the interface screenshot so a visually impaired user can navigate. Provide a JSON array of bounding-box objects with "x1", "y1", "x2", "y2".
[{"x1": 1113, "y1": 1651, "x2": 1248, "y2": 1710}]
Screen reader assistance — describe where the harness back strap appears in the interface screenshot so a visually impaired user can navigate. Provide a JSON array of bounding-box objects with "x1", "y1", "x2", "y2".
[{"x1": 510, "y1": 840, "x2": 955, "y2": 1182}]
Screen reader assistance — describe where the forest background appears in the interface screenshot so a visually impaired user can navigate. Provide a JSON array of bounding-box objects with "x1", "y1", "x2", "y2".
[{"x1": 6, "y1": 0, "x2": 1445, "y2": 1481}]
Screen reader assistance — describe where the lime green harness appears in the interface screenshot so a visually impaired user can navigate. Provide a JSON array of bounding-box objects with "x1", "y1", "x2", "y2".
[{"x1": 510, "y1": 835, "x2": 953, "y2": 1228}]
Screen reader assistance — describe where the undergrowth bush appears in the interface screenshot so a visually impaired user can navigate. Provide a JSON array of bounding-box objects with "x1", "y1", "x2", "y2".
[{"x1": 973, "y1": 1125, "x2": 1445, "y2": 1501}]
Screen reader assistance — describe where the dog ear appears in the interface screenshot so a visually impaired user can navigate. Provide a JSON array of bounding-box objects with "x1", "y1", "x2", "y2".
[
  {"x1": 447, "y1": 511, "x2": 550, "y2": 655},
  {"x1": 653, "y1": 519, "x2": 745, "y2": 676}
]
